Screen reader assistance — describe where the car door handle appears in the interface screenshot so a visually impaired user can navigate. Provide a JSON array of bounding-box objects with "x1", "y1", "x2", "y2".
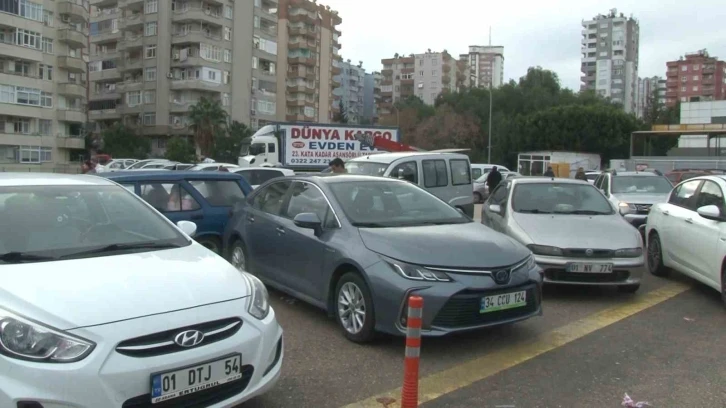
[
  {"x1": 275, "y1": 227, "x2": 286, "y2": 235},
  {"x1": 662, "y1": 210, "x2": 669, "y2": 216},
  {"x1": 246, "y1": 215, "x2": 255, "y2": 223},
  {"x1": 190, "y1": 214, "x2": 203, "y2": 220},
  {"x1": 685, "y1": 218, "x2": 693, "y2": 224}
]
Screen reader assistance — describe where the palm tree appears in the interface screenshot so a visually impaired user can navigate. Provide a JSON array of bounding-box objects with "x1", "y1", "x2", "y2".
[{"x1": 189, "y1": 97, "x2": 227, "y2": 157}]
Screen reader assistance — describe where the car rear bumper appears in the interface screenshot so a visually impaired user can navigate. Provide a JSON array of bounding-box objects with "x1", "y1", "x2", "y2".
[
  {"x1": 0, "y1": 300, "x2": 283, "y2": 408},
  {"x1": 534, "y1": 254, "x2": 645, "y2": 286}
]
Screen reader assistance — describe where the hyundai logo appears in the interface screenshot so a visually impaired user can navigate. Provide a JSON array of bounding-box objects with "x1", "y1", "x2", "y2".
[
  {"x1": 585, "y1": 249, "x2": 594, "y2": 257},
  {"x1": 493, "y1": 269, "x2": 511, "y2": 285},
  {"x1": 174, "y1": 330, "x2": 205, "y2": 348}
]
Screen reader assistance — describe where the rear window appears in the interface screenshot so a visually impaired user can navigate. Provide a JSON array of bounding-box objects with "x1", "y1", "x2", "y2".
[
  {"x1": 450, "y1": 159, "x2": 471, "y2": 185},
  {"x1": 240, "y1": 169, "x2": 285, "y2": 186},
  {"x1": 189, "y1": 180, "x2": 246, "y2": 206}
]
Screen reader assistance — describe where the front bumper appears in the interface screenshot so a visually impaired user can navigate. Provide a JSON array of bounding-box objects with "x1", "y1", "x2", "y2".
[
  {"x1": 535, "y1": 254, "x2": 645, "y2": 286},
  {"x1": 365, "y1": 261, "x2": 543, "y2": 337},
  {"x1": 0, "y1": 299, "x2": 283, "y2": 408}
]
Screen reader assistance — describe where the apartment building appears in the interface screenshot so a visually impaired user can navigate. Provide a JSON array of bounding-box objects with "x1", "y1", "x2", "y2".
[
  {"x1": 0, "y1": 0, "x2": 88, "y2": 171},
  {"x1": 276, "y1": 0, "x2": 341, "y2": 123},
  {"x1": 460, "y1": 45, "x2": 504, "y2": 89},
  {"x1": 362, "y1": 71, "x2": 376, "y2": 124},
  {"x1": 665, "y1": 50, "x2": 726, "y2": 108},
  {"x1": 332, "y1": 59, "x2": 365, "y2": 123},
  {"x1": 636, "y1": 76, "x2": 666, "y2": 118},
  {"x1": 580, "y1": 8, "x2": 639, "y2": 114},
  {"x1": 88, "y1": 0, "x2": 281, "y2": 155}
]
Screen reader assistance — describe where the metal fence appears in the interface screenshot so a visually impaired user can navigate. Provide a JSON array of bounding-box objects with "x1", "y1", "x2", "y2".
[
  {"x1": 0, "y1": 165, "x2": 82, "y2": 174},
  {"x1": 625, "y1": 157, "x2": 726, "y2": 173}
]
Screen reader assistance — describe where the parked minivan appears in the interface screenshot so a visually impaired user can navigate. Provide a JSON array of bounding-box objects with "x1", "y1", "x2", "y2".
[
  {"x1": 345, "y1": 152, "x2": 474, "y2": 217},
  {"x1": 103, "y1": 171, "x2": 252, "y2": 253}
]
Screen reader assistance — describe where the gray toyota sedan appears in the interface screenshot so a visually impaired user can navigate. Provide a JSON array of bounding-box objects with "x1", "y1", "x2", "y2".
[
  {"x1": 224, "y1": 175, "x2": 543, "y2": 343},
  {"x1": 481, "y1": 177, "x2": 645, "y2": 292}
]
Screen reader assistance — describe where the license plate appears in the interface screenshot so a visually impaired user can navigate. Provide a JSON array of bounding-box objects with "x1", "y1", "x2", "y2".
[
  {"x1": 151, "y1": 354, "x2": 242, "y2": 404},
  {"x1": 480, "y1": 290, "x2": 527, "y2": 313},
  {"x1": 566, "y1": 263, "x2": 613, "y2": 273}
]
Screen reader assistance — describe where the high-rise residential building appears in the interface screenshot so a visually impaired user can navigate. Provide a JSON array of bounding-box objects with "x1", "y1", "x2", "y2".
[
  {"x1": 276, "y1": 0, "x2": 341, "y2": 123},
  {"x1": 460, "y1": 45, "x2": 504, "y2": 89},
  {"x1": 636, "y1": 76, "x2": 666, "y2": 118},
  {"x1": 580, "y1": 8, "x2": 640, "y2": 114},
  {"x1": 332, "y1": 59, "x2": 365, "y2": 123},
  {"x1": 362, "y1": 72, "x2": 376, "y2": 124},
  {"x1": 0, "y1": 0, "x2": 88, "y2": 171},
  {"x1": 665, "y1": 50, "x2": 726, "y2": 108}
]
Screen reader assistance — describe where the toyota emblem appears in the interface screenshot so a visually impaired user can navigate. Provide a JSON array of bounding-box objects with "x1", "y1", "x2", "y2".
[
  {"x1": 174, "y1": 330, "x2": 205, "y2": 348},
  {"x1": 493, "y1": 269, "x2": 511, "y2": 285},
  {"x1": 585, "y1": 249, "x2": 594, "y2": 257}
]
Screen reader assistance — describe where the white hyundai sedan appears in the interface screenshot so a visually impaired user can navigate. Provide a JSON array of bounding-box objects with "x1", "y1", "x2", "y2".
[{"x1": 0, "y1": 173, "x2": 282, "y2": 407}]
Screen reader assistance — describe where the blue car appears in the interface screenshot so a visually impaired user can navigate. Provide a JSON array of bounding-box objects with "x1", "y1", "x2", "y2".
[{"x1": 103, "y1": 171, "x2": 252, "y2": 253}]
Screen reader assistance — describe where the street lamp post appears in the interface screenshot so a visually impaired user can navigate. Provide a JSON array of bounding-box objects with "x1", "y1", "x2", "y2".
[{"x1": 470, "y1": 73, "x2": 493, "y2": 164}]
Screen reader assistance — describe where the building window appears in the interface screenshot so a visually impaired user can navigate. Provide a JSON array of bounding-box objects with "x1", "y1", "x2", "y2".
[
  {"x1": 224, "y1": 5, "x2": 232, "y2": 18},
  {"x1": 681, "y1": 86, "x2": 686, "y2": 92},
  {"x1": 223, "y1": 49, "x2": 231, "y2": 63},
  {"x1": 145, "y1": 45, "x2": 156, "y2": 58},
  {"x1": 13, "y1": 118, "x2": 30, "y2": 134},
  {"x1": 145, "y1": 22, "x2": 157, "y2": 36},
  {"x1": 40, "y1": 91, "x2": 52, "y2": 107},
  {"x1": 127, "y1": 91, "x2": 141, "y2": 106},
  {"x1": 143, "y1": 90, "x2": 155, "y2": 104},
  {"x1": 693, "y1": 64, "x2": 699, "y2": 71},
  {"x1": 681, "y1": 97, "x2": 687, "y2": 102},
  {"x1": 145, "y1": 67, "x2": 156, "y2": 81},
  {"x1": 222, "y1": 93, "x2": 230, "y2": 106},
  {"x1": 252, "y1": 56, "x2": 258, "y2": 69},
  {"x1": 693, "y1": 75, "x2": 699, "y2": 81},
  {"x1": 43, "y1": 10, "x2": 53, "y2": 26},
  {"x1": 38, "y1": 64, "x2": 53, "y2": 80},
  {"x1": 207, "y1": 70, "x2": 216, "y2": 81},
  {"x1": 693, "y1": 86, "x2": 698, "y2": 92},
  {"x1": 223, "y1": 70, "x2": 230, "y2": 84},
  {"x1": 19, "y1": 0, "x2": 43, "y2": 22},
  {"x1": 200, "y1": 43, "x2": 222, "y2": 61},
  {"x1": 419, "y1": 71, "x2": 423, "y2": 77},
  {"x1": 19, "y1": 146, "x2": 52, "y2": 163},
  {"x1": 16, "y1": 29, "x2": 42, "y2": 49},
  {"x1": 224, "y1": 27, "x2": 231, "y2": 40},
  {"x1": 39, "y1": 119, "x2": 52, "y2": 135},
  {"x1": 431, "y1": 70, "x2": 438, "y2": 76},
  {"x1": 143, "y1": 112, "x2": 155, "y2": 125},
  {"x1": 144, "y1": 0, "x2": 157, "y2": 13},
  {"x1": 681, "y1": 65, "x2": 687, "y2": 71}
]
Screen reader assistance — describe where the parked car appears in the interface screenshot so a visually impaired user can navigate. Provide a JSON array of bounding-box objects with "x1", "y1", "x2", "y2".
[
  {"x1": 473, "y1": 170, "x2": 512, "y2": 203},
  {"x1": 233, "y1": 167, "x2": 295, "y2": 189},
  {"x1": 481, "y1": 177, "x2": 644, "y2": 292},
  {"x1": 0, "y1": 173, "x2": 282, "y2": 407},
  {"x1": 346, "y1": 152, "x2": 475, "y2": 217},
  {"x1": 645, "y1": 175, "x2": 726, "y2": 306},
  {"x1": 103, "y1": 171, "x2": 252, "y2": 253},
  {"x1": 223, "y1": 175, "x2": 542, "y2": 342},
  {"x1": 105, "y1": 158, "x2": 139, "y2": 171},
  {"x1": 125, "y1": 159, "x2": 176, "y2": 170},
  {"x1": 189, "y1": 163, "x2": 241, "y2": 171},
  {"x1": 164, "y1": 163, "x2": 195, "y2": 170},
  {"x1": 593, "y1": 169, "x2": 673, "y2": 231},
  {"x1": 665, "y1": 169, "x2": 716, "y2": 184}
]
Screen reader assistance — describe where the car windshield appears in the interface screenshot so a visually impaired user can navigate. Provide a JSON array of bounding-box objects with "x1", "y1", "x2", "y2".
[
  {"x1": 586, "y1": 173, "x2": 599, "y2": 181},
  {"x1": 328, "y1": 180, "x2": 471, "y2": 227},
  {"x1": 512, "y1": 182, "x2": 614, "y2": 215},
  {"x1": 249, "y1": 143, "x2": 266, "y2": 156},
  {"x1": 612, "y1": 176, "x2": 673, "y2": 194},
  {"x1": 0, "y1": 185, "x2": 188, "y2": 263},
  {"x1": 345, "y1": 161, "x2": 389, "y2": 177},
  {"x1": 239, "y1": 137, "x2": 252, "y2": 156}
]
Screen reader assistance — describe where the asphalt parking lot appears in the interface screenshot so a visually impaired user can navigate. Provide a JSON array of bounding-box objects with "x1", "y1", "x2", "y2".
[{"x1": 242, "y1": 205, "x2": 726, "y2": 408}]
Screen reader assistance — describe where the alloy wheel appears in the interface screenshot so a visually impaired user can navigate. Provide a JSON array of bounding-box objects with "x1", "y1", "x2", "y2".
[
  {"x1": 337, "y1": 282, "x2": 366, "y2": 334},
  {"x1": 647, "y1": 237, "x2": 661, "y2": 272},
  {"x1": 231, "y1": 245, "x2": 246, "y2": 271}
]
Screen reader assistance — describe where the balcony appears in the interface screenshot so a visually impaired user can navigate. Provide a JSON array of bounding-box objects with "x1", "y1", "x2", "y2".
[
  {"x1": 288, "y1": 39, "x2": 316, "y2": 51},
  {"x1": 92, "y1": 29, "x2": 122, "y2": 43},
  {"x1": 116, "y1": 79, "x2": 144, "y2": 92},
  {"x1": 90, "y1": 87, "x2": 120, "y2": 100},
  {"x1": 286, "y1": 114, "x2": 308, "y2": 121},
  {"x1": 57, "y1": 135, "x2": 86, "y2": 149},
  {"x1": 441, "y1": 76, "x2": 451, "y2": 84},
  {"x1": 118, "y1": 33, "x2": 144, "y2": 49},
  {"x1": 90, "y1": 68, "x2": 120, "y2": 81},
  {"x1": 92, "y1": 6, "x2": 120, "y2": 19},
  {"x1": 57, "y1": 109, "x2": 87, "y2": 123},
  {"x1": 702, "y1": 66, "x2": 715, "y2": 74},
  {"x1": 288, "y1": 26, "x2": 316, "y2": 39},
  {"x1": 58, "y1": 56, "x2": 87, "y2": 73},
  {"x1": 117, "y1": 103, "x2": 147, "y2": 115},
  {"x1": 170, "y1": 79, "x2": 225, "y2": 92},
  {"x1": 288, "y1": 56, "x2": 315, "y2": 66},
  {"x1": 58, "y1": 0, "x2": 90, "y2": 22},
  {"x1": 400, "y1": 78, "x2": 414, "y2": 85},
  {"x1": 118, "y1": 58, "x2": 143, "y2": 72},
  {"x1": 90, "y1": 50, "x2": 120, "y2": 62},
  {"x1": 0, "y1": 41, "x2": 43, "y2": 62},
  {"x1": 118, "y1": 0, "x2": 143, "y2": 9},
  {"x1": 173, "y1": 8, "x2": 223, "y2": 26},
  {"x1": 172, "y1": 30, "x2": 223, "y2": 45},
  {"x1": 58, "y1": 28, "x2": 88, "y2": 49},
  {"x1": 286, "y1": 99, "x2": 315, "y2": 108},
  {"x1": 287, "y1": 83, "x2": 315, "y2": 94},
  {"x1": 57, "y1": 82, "x2": 87, "y2": 98},
  {"x1": 288, "y1": 12, "x2": 315, "y2": 25}
]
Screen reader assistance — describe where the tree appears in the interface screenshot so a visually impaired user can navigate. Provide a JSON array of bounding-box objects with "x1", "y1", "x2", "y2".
[
  {"x1": 189, "y1": 97, "x2": 227, "y2": 158},
  {"x1": 214, "y1": 121, "x2": 252, "y2": 163},
  {"x1": 334, "y1": 99, "x2": 348, "y2": 123},
  {"x1": 101, "y1": 123, "x2": 150, "y2": 159},
  {"x1": 165, "y1": 137, "x2": 196, "y2": 163}
]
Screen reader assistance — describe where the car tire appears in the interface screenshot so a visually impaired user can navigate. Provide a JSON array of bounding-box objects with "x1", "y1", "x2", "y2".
[
  {"x1": 647, "y1": 232, "x2": 669, "y2": 277},
  {"x1": 229, "y1": 239, "x2": 248, "y2": 272},
  {"x1": 334, "y1": 272, "x2": 376, "y2": 343},
  {"x1": 721, "y1": 267, "x2": 726, "y2": 309},
  {"x1": 618, "y1": 284, "x2": 640, "y2": 293},
  {"x1": 473, "y1": 192, "x2": 482, "y2": 204},
  {"x1": 196, "y1": 236, "x2": 221, "y2": 254}
]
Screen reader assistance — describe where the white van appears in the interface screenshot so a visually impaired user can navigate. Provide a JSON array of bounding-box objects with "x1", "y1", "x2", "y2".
[
  {"x1": 470, "y1": 163, "x2": 509, "y2": 180},
  {"x1": 346, "y1": 152, "x2": 475, "y2": 217}
]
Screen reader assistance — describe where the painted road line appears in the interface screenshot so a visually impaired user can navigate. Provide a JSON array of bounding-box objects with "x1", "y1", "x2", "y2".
[{"x1": 342, "y1": 281, "x2": 691, "y2": 408}]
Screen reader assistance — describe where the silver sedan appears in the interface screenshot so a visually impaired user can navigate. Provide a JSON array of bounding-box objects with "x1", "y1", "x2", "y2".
[{"x1": 480, "y1": 177, "x2": 645, "y2": 292}]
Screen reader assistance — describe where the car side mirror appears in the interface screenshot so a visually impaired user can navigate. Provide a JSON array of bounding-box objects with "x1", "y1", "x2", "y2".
[
  {"x1": 293, "y1": 212, "x2": 322, "y2": 231},
  {"x1": 488, "y1": 204, "x2": 502, "y2": 214},
  {"x1": 177, "y1": 220, "x2": 197, "y2": 237},
  {"x1": 697, "y1": 205, "x2": 723, "y2": 221}
]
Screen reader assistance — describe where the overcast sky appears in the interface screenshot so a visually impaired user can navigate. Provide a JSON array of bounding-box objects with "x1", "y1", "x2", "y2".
[{"x1": 320, "y1": 0, "x2": 726, "y2": 90}]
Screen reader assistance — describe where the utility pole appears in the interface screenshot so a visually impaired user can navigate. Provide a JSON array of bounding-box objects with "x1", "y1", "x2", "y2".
[{"x1": 487, "y1": 26, "x2": 493, "y2": 164}]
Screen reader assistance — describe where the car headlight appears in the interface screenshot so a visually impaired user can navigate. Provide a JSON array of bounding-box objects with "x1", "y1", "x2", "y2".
[
  {"x1": 618, "y1": 202, "x2": 637, "y2": 215},
  {"x1": 243, "y1": 273, "x2": 270, "y2": 320},
  {"x1": 381, "y1": 256, "x2": 451, "y2": 282},
  {"x1": 615, "y1": 248, "x2": 643, "y2": 257},
  {"x1": 0, "y1": 309, "x2": 94, "y2": 363},
  {"x1": 527, "y1": 244, "x2": 563, "y2": 257}
]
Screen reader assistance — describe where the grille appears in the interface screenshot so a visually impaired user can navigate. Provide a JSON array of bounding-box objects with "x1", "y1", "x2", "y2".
[
  {"x1": 431, "y1": 283, "x2": 539, "y2": 328},
  {"x1": 116, "y1": 318, "x2": 242, "y2": 358},
  {"x1": 561, "y1": 248, "x2": 614, "y2": 258},
  {"x1": 544, "y1": 269, "x2": 630, "y2": 283},
  {"x1": 121, "y1": 365, "x2": 254, "y2": 408},
  {"x1": 635, "y1": 204, "x2": 652, "y2": 215}
]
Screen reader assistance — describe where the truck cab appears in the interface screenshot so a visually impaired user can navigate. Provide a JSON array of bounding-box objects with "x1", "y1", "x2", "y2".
[
  {"x1": 346, "y1": 152, "x2": 475, "y2": 217},
  {"x1": 238, "y1": 125, "x2": 280, "y2": 168}
]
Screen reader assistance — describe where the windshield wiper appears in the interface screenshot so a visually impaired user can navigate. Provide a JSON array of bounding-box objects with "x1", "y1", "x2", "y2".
[
  {"x1": 352, "y1": 222, "x2": 391, "y2": 228},
  {"x1": 517, "y1": 209, "x2": 552, "y2": 214},
  {"x1": 59, "y1": 242, "x2": 183, "y2": 259},
  {"x1": 0, "y1": 252, "x2": 57, "y2": 263},
  {"x1": 568, "y1": 210, "x2": 610, "y2": 215}
]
